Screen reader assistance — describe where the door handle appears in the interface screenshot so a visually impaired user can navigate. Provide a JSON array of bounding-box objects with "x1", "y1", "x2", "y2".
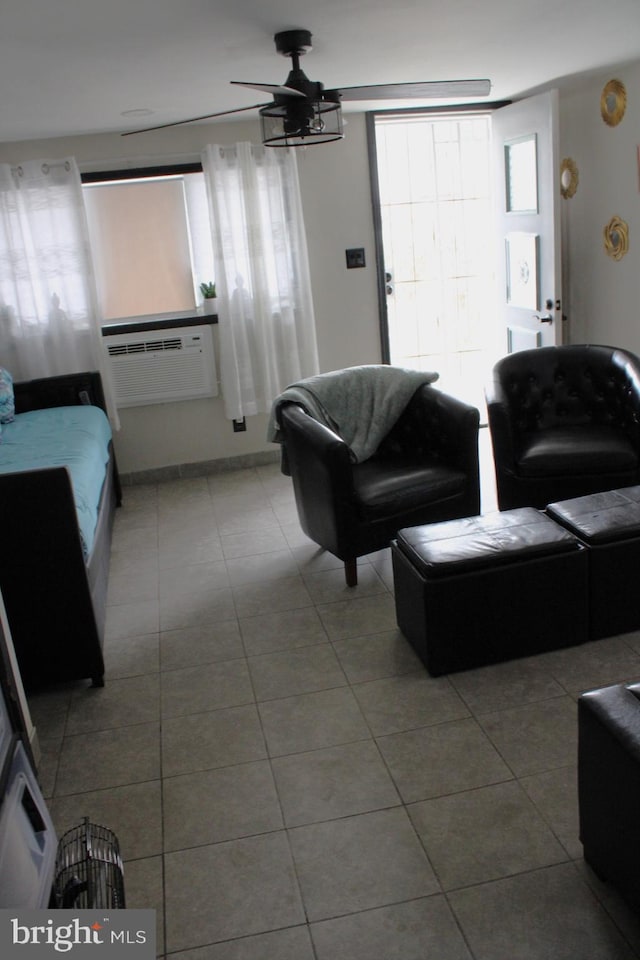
[{"x1": 537, "y1": 297, "x2": 557, "y2": 322}]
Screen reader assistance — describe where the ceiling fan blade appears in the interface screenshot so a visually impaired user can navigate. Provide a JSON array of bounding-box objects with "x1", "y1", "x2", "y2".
[
  {"x1": 121, "y1": 101, "x2": 272, "y2": 136},
  {"x1": 334, "y1": 79, "x2": 492, "y2": 101},
  {"x1": 231, "y1": 81, "x2": 305, "y2": 98}
]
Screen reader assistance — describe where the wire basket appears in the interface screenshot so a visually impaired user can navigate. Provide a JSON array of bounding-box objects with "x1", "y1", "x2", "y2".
[{"x1": 53, "y1": 817, "x2": 126, "y2": 908}]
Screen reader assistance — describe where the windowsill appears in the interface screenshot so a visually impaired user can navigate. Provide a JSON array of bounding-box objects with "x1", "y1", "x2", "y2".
[{"x1": 101, "y1": 309, "x2": 218, "y2": 337}]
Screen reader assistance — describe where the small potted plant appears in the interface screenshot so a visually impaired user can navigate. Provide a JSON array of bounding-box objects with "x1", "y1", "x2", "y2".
[{"x1": 200, "y1": 281, "x2": 217, "y2": 315}]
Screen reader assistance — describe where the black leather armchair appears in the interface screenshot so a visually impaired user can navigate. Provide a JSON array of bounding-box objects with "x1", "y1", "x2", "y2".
[
  {"x1": 278, "y1": 384, "x2": 480, "y2": 585},
  {"x1": 485, "y1": 344, "x2": 640, "y2": 510},
  {"x1": 578, "y1": 682, "x2": 640, "y2": 911}
]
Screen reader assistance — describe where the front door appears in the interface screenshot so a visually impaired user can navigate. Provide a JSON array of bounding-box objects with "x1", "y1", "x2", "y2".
[{"x1": 492, "y1": 90, "x2": 563, "y2": 353}]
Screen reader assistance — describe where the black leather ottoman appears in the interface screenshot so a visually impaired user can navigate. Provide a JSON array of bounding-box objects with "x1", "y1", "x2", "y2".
[
  {"x1": 578, "y1": 682, "x2": 640, "y2": 912},
  {"x1": 547, "y1": 486, "x2": 640, "y2": 639},
  {"x1": 391, "y1": 507, "x2": 588, "y2": 676}
]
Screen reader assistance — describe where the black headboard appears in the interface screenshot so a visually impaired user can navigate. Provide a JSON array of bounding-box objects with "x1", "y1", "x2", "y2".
[{"x1": 13, "y1": 371, "x2": 108, "y2": 416}]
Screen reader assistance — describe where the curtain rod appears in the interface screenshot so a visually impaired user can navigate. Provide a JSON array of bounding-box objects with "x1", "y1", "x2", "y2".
[{"x1": 81, "y1": 161, "x2": 202, "y2": 183}]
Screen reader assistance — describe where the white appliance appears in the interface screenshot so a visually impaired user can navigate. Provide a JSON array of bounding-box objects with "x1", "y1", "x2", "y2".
[{"x1": 105, "y1": 324, "x2": 217, "y2": 408}]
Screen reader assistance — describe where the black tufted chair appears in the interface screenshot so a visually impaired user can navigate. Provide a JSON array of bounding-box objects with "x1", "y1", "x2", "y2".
[
  {"x1": 278, "y1": 384, "x2": 480, "y2": 586},
  {"x1": 486, "y1": 344, "x2": 640, "y2": 510}
]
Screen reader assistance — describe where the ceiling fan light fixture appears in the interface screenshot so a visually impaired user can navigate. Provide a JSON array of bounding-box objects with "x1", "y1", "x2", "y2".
[{"x1": 260, "y1": 95, "x2": 343, "y2": 147}]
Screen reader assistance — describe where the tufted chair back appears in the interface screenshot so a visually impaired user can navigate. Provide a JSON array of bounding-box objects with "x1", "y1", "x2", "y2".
[
  {"x1": 486, "y1": 344, "x2": 640, "y2": 510},
  {"x1": 375, "y1": 384, "x2": 475, "y2": 470},
  {"x1": 495, "y1": 344, "x2": 640, "y2": 439}
]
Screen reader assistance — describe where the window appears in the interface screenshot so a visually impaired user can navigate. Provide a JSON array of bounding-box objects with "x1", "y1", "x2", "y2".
[{"x1": 82, "y1": 166, "x2": 214, "y2": 322}]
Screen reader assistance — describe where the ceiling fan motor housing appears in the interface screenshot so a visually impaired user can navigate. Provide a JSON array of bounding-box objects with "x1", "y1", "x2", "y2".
[
  {"x1": 274, "y1": 30, "x2": 313, "y2": 58},
  {"x1": 276, "y1": 70, "x2": 325, "y2": 103}
]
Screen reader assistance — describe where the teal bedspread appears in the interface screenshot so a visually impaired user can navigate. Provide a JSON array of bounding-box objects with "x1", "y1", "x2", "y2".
[{"x1": 0, "y1": 405, "x2": 112, "y2": 556}]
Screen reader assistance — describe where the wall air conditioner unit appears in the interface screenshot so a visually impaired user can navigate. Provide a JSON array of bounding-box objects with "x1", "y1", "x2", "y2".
[{"x1": 105, "y1": 326, "x2": 217, "y2": 408}]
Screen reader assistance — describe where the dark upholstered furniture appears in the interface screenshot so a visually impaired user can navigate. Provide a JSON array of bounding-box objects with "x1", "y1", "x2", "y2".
[
  {"x1": 485, "y1": 344, "x2": 640, "y2": 510},
  {"x1": 392, "y1": 507, "x2": 588, "y2": 675},
  {"x1": 578, "y1": 682, "x2": 640, "y2": 912},
  {"x1": 278, "y1": 384, "x2": 480, "y2": 585},
  {"x1": 0, "y1": 372, "x2": 120, "y2": 688},
  {"x1": 548, "y1": 486, "x2": 640, "y2": 640}
]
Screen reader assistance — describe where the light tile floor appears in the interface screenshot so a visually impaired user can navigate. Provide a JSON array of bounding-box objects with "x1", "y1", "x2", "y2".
[{"x1": 28, "y1": 429, "x2": 640, "y2": 959}]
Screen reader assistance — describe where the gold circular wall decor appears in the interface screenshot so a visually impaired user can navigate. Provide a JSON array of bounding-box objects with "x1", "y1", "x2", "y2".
[
  {"x1": 603, "y1": 215, "x2": 629, "y2": 260},
  {"x1": 560, "y1": 157, "x2": 579, "y2": 198},
  {"x1": 601, "y1": 79, "x2": 627, "y2": 126}
]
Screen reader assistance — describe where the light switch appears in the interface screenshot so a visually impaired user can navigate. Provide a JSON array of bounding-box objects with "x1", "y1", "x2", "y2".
[{"x1": 345, "y1": 248, "x2": 366, "y2": 269}]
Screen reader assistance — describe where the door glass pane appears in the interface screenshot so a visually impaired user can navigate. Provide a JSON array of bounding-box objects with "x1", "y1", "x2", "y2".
[
  {"x1": 504, "y1": 135, "x2": 538, "y2": 213},
  {"x1": 374, "y1": 112, "x2": 495, "y2": 412}
]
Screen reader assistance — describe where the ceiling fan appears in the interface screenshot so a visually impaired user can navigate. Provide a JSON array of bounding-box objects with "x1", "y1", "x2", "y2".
[{"x1": 123, "y1": 29, "x2": 491, "y2": 146}]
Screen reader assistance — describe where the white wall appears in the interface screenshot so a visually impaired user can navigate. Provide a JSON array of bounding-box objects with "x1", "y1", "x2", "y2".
[
  {"x1": 0, "y1": 113, "x2": 382, "y2": 474},
  {"x1": 559, "y1": 61, "x2": 640, "y2": 352}
]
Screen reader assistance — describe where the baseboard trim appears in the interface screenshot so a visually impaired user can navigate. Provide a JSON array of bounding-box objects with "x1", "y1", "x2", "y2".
[{"x1": 120, "y1": 449, "x2": 280, "y2": 486}]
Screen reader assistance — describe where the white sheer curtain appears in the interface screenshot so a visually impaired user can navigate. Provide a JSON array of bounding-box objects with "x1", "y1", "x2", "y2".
[
  {"x1": 0, "y1": 158, "x2": 117, "y2": 422},
  {"x1": 201, "y1": 142, "x2": 319, "y2": 421}
]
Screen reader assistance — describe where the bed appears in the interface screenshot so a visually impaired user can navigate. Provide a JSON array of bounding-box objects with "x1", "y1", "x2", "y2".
[{"x1": 0, "y1": 370, "x2": 121, "y2": 689}]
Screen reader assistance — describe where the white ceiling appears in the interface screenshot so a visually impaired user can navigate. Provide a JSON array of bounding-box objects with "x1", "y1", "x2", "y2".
[{"x1": 2, "y1": 0, "x2": 640, "y2": 144}]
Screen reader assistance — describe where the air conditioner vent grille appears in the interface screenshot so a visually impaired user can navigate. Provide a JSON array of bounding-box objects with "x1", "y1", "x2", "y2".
[{"x1": 107, "y1": 337, "x2": 183, "y2": 357}]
